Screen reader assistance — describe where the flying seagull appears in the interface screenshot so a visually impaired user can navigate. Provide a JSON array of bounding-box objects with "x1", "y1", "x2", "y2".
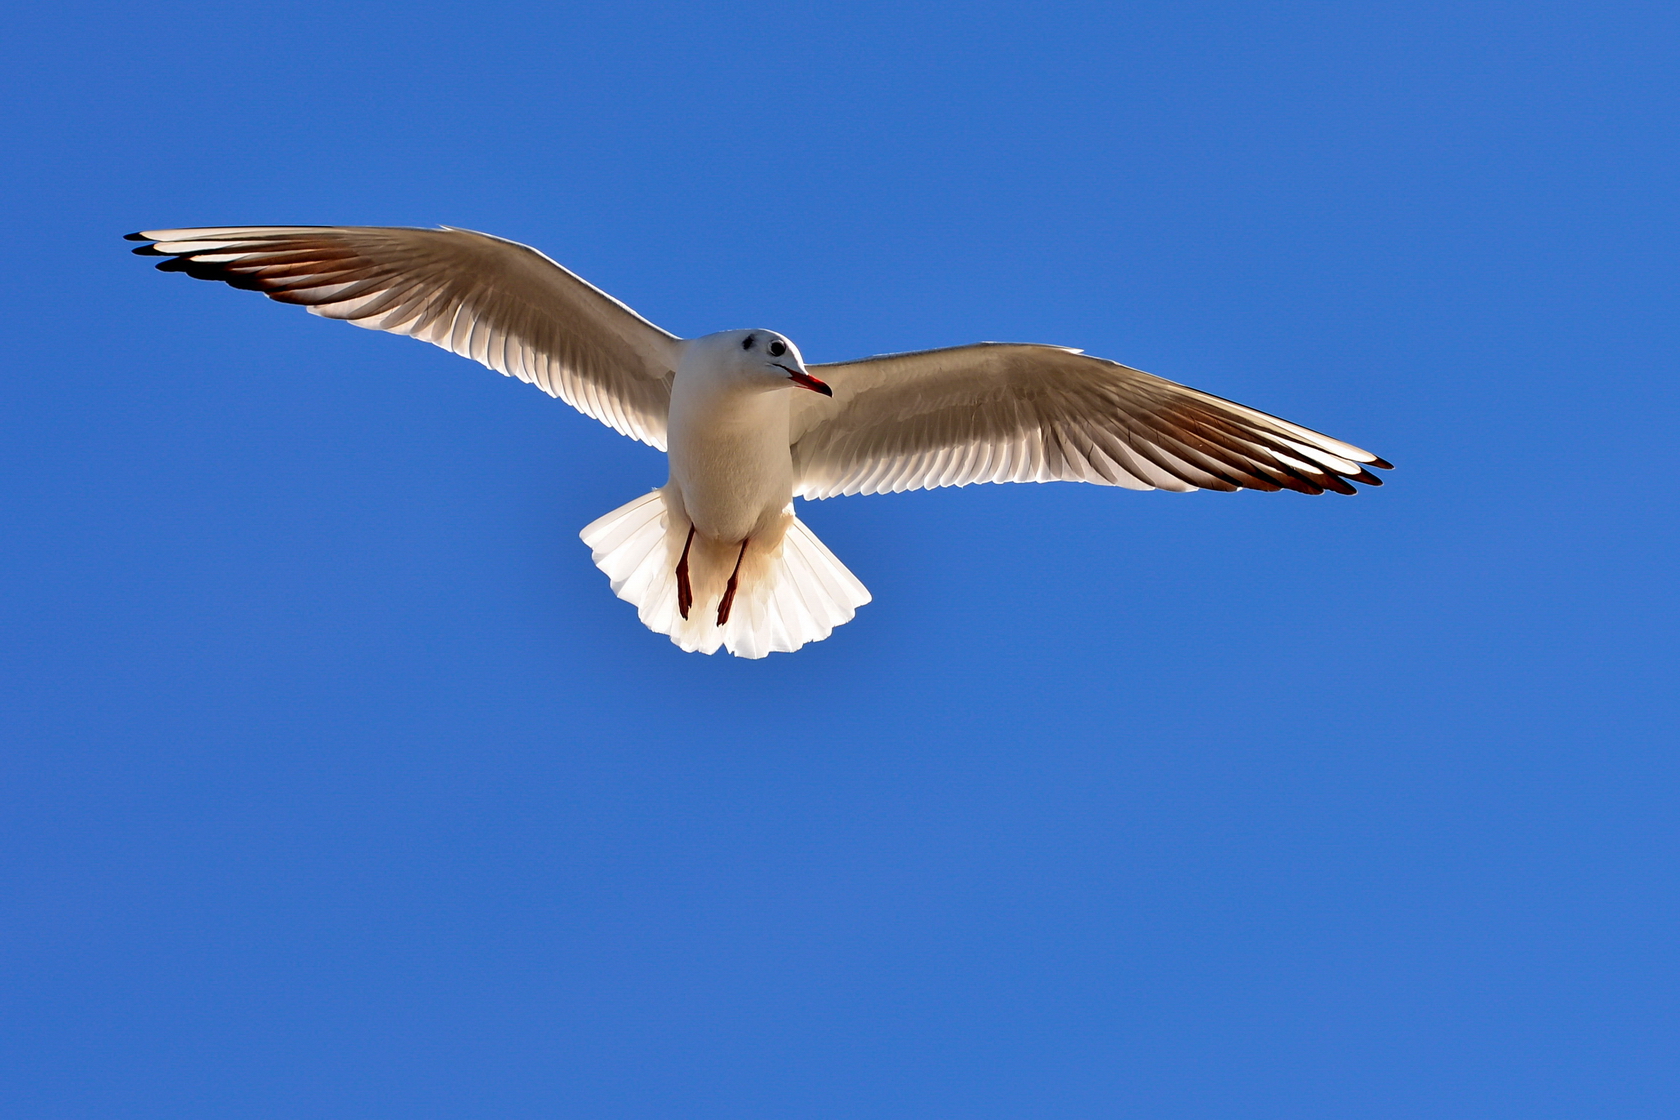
[{"x1": 127, "y1": 225, "x2": 1391, "y2": 658}]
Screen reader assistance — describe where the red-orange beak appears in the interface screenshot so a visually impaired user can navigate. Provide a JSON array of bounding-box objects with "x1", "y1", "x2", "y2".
[{"x1": 776, "y1": 363, "x2": 832, "y2": 397}]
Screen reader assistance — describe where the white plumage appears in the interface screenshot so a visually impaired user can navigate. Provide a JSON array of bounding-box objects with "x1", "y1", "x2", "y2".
[{"x1": 128, "y1": 225, "x2": 1391, "y2": 658}]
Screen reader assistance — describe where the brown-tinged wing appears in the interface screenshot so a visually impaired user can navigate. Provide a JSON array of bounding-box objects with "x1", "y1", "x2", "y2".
[
  {"x1": 790, "y1": 343, "x2": 1390, "y2": 498},
  {"x1": 128, "y1": 226, "x2": 683, "y2": 450}
]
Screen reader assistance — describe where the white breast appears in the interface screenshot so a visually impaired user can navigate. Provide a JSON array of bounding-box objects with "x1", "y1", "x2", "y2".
[{"x1": 665, "y1": 362, "x2": 797, "y2": 542}]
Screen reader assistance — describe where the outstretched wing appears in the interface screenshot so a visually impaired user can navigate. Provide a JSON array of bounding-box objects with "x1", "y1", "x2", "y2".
[
  {"x1": 790, "y1": 343, "x2": 1390, "y2": 498},
  {"x1": 128, "y1": 226, "x2": 684, "y2": 450}
]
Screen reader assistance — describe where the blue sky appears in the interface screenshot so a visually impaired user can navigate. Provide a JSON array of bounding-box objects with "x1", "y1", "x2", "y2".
[{"x1": 3, "y1": 1, "x2": 1677, "y2": 1116}]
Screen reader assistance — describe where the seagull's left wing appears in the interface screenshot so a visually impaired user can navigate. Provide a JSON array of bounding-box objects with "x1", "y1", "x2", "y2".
[
  {"x1": 790, "y1": 343, "x2": 1390, "y2": 498},
  {"x1": 128, "y1": 226, "x2": 683, "y2": 450}
]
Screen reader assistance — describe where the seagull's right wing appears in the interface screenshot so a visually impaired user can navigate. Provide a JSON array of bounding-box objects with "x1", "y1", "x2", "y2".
[
  {"x1": 790, "y1": 343, "x2": 1390, "y2": 498},
  {"x1": 128, "y1": 226, "x2": 683, "y2": 450}
]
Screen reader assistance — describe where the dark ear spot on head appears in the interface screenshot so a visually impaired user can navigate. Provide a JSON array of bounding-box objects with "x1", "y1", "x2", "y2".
[{"x1": 742, "y1": 334, "x2": 756, "y2": 350}]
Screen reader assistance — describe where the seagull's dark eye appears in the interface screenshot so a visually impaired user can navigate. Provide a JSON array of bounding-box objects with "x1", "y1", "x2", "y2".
[
  {"x1": 768, "y1": 340, "x2": 787, "y2": 357},
  {"x1": 742, "y1": 334, "x2": 756, "y2": 350}
]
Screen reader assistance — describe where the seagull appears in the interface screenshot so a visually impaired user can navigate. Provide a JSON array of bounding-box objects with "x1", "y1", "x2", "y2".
[{"x1": 127, "y1": 225, "x2": 1391, "y2": 658}]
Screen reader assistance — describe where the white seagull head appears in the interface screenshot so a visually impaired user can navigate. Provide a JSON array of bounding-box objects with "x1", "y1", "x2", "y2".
[{"x1": 695, "y1": 329, "x2": 831, "y2": 397}]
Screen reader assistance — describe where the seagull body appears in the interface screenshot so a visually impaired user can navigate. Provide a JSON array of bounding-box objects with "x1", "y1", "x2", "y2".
[
  {"x1": 668, "y1": 330, "x2": 806, "y2": 546},
  {"x1": 128, "y1": 225, "x2": 1391, "y2": 658}
]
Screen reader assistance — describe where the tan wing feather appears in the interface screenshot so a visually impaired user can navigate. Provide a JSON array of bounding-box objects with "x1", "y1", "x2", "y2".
[
  {"x1": 128, "y1": 226, "x2": 682, "y2": 450},
  {"x1": 790, "y1": 343, "x2": 1390, "y2": 499}
]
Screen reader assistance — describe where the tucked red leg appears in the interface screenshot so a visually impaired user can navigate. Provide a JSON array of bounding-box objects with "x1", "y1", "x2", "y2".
[
  {"x1": 716, "y1": 538, "x2": 749, "y2": 626},
  {"x1": 675, "y1": 524, "x2": 696, "y2": 620}
]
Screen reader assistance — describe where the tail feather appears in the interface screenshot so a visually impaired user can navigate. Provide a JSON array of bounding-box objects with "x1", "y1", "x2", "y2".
[{"x1": 579, "y1": 487, "x2": 870, "y2": 658}]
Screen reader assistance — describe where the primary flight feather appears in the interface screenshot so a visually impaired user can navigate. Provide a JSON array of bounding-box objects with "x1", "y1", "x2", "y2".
[{"x1": 128, "y1": 225, "x2": 1390, "y2": 658}]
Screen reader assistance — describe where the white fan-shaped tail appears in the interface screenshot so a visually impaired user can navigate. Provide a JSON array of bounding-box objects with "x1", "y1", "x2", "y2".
[{"x1": 579, "y1": 487, "x2": 870, "y2": 658}]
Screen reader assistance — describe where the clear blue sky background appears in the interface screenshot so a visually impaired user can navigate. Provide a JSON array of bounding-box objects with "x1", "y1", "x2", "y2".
[{"x1": 3, "y1": 2, "x2": 1677, "y2": 1116}]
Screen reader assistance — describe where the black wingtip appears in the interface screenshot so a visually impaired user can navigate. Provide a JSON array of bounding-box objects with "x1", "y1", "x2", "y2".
[
  {"x1": 1369, "y1": 455, "x2": 1394, "y2": 471},
  {"x1": 126, "y1": 232, "x2": 167, "y2": 256}
]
